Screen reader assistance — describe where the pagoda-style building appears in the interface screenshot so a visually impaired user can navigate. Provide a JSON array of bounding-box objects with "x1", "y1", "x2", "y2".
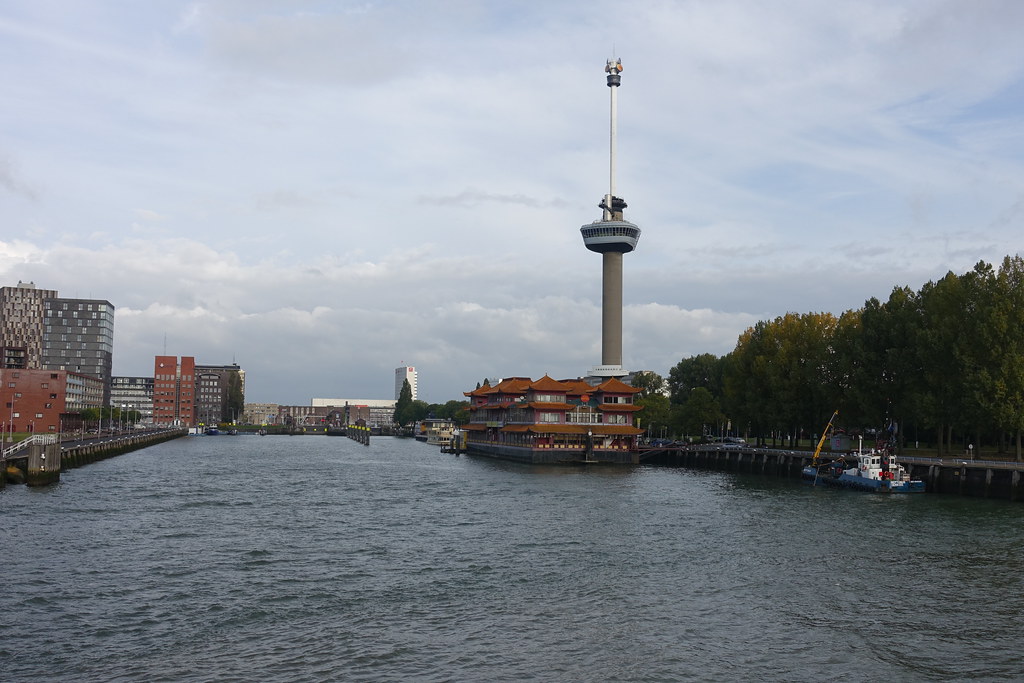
[{"x1": 462, "y1": 375, "x2": 643, "y2": 464}]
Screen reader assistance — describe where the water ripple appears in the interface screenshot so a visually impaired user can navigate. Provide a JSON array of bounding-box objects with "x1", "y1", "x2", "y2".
[{"x1": 3, "y1": 436, "x2": 1024, "y2": 681}]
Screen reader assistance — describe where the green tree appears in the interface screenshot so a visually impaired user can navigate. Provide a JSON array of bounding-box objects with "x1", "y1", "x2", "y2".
[
  {"x1": 80, "y1": 407, "x2": 101, "y2": 430},
  {"x1": 436, "y1": 400, "x2": 469, "y2": 421},
  {"x1": 224, "y1": 370, "x2": 245, "y2": 423},
  {"x1": 630, "y1": 370, "x2": 666, "y2": 399},
  {"x1": 772, "y1": 312, "x2": 838, "y2": 444},
  {"x1": 825, "y1": 308, "x2": 864, "y2": 425},
  {"x1": 842, "y1": 287, "x2": 925, "y2": 449},
  {"x1": 976, "y1": 256, "x2": 1024, "y2": 460},
  {"x1": 918, "y1": 271, "x2": 973, "y2": 455},
  {"x1": 724, "y1": 324, "x2": 777, "y2": 445},
  {"x1": 408, "y1": 400, "x2": 430, "y2": 424},
  {"x1": 678, "y1": 387, "x2": 724, "y2": 439},
  {"x1": 635, "y1": 392, "x2": 670, "y2": 439},
  {"x1": 394, "y1": 379, "x2": 414, "y2": 426},
  {"x1": 667, "y1": 353, "x2": 722, "y2": 405}
]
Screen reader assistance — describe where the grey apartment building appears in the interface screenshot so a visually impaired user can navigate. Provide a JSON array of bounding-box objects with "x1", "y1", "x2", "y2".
[{"x1": 42, "y1": 297, "x2": 114, "y2": 405}]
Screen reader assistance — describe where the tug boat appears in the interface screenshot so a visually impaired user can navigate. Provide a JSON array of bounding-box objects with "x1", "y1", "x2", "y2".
[
  {"x1": 801, "y1": 411, "x2": 925, "y2": 493},
  {"x1": 804, "y1": 450, "x2": 925, "y2": 493}
]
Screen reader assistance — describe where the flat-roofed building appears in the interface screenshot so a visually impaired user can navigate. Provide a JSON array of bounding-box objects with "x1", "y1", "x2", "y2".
[
  {"x1": 310, "y1": 398, "x2": 397, "y2": 428},
  {"x1": 0, "y1": 281, "x2": 57, "y2": 370},
  {"x1": 42, "y1": 297, "x2": 114, "y2": 404},
  {"x1": 394, "y1": 366, "x2": 417, "y2": 400},
  {"x1": 110, "y1": 376, "x2": 154, "y2": 425},
  {"x1": 153, "y1": 356, "x2": 195, "y2": 427},
  {"x1": 195, "y1": 363, "x2": 245, "y2": 426},
  {"x1": 243, "y1": 402, "x2": 279, "y2": 425},
  {"x1": 1, "y1": 368, "x2": 104, "y2": 434}
]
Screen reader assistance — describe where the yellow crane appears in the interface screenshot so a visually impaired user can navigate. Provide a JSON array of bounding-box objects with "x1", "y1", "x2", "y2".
[{"x1": 811, "y1": 410, "x2": 839, "y2": 467}]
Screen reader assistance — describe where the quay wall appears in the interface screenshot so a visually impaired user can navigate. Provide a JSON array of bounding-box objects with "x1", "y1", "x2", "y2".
[
  {"x1": 2, "y1": 429, "x2": 187, "y2": 487},
  {"x1": 643, "y1": 446, "x2": 1024, "y2": 502}
]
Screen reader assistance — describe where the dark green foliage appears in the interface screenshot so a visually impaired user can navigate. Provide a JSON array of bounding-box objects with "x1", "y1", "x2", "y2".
[
  {"x1": 669, "y1": 255, "x2": 1024, "y2": 460},
  {"x1": 394, "y1": 379, "x2": 414, "y2": 426},
  {"x1": 224, "y1": 370, "x2": 244, "y2": 423}
]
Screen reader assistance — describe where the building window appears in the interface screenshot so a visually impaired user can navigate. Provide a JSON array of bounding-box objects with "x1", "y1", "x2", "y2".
[
  {"x1": 35, "y1": 413, "x2": 43, "y2": 419},
  {"x1": 539, "y1": 412, "x2": 560, "y2": 423}
]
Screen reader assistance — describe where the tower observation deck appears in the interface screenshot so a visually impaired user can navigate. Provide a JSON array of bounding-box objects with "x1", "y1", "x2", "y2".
[{"x1": 581, "y1": 58, "x2": 641, "y2": 379}]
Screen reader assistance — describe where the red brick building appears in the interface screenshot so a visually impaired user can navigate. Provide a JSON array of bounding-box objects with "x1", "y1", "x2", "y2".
[
  {"x1": 153, "y1": 356, "x2": 195, "y2": 427},
  {"x1": 1, "y1": 368, "x2": 104, "y2": 434}
]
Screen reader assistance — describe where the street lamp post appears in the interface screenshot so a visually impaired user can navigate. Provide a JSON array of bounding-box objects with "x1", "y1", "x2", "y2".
[{"x1": 8, "y1": 393, "x2": 16, "y2": 445}]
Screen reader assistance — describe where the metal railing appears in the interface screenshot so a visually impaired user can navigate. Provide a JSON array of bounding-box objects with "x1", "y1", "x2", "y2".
[{"x1": 2, "y1": 433, "x2": 58, "y2": 460}]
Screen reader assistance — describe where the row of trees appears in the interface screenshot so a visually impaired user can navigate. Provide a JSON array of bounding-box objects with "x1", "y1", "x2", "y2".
[
  {"x1": 637, "y1": 256, "x2": 1024, "y2": 460},
  {"x1": 393, "y1": 379, "x2": 470, "y2": 427},
  {"x1": 79, "y1": 405, "x2": 142, "y2": 430}
]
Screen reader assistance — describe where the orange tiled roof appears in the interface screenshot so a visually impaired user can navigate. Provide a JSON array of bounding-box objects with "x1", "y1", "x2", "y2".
[
  {"x1": 593, "y1": 425, "x2": 644, "y2": 435},
  {"x1": 595, "y1": 377, "x2": 642, "y2": 394},
  {"x1": 528, "y1": 374, "x2": 567, "y2": 392},
  {"x1": 596, "y1": 404, "x2": 643, "y2": 412},
  {"x1": 485, "y1": 377, "x2": 532, "y2": 395},
  {"x1": 560, "y1": 379, "x2": 596, "y2": 396},
  {"x1": 464, "y1": 382, "x2": 492, "y2": 398}
]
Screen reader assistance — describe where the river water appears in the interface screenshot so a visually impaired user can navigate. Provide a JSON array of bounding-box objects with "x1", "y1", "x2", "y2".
[{"x1": 2, "y1": 435, "x2": 1023, "y2": 681}]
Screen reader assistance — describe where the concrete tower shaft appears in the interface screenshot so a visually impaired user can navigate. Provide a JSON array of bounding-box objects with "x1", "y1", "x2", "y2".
[{"x1": 601, "y1": 251, "x2": 624, "y2": 367}]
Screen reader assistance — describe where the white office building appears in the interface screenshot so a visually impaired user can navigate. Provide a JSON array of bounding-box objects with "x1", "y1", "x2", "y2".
[{"x1": 394, "y1": 366, "x2": 417, "y2": 400}]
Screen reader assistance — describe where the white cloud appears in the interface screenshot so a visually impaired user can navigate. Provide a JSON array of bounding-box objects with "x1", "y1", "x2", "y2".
[{"x1": 2, "y1": 0, "x2": 1023, "y2": 404}]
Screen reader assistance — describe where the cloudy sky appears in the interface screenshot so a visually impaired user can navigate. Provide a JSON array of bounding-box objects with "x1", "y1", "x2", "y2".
[{"x1": 3, "y1": 1, "x2": 1023, "y2": 405}]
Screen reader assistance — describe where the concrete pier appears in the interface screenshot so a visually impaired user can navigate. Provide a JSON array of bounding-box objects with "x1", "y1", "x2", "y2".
[
  {"x1": 2, "y1": 429, "x2": 187, "y2": 486},
  {"x1": 26, "y1": 443, "x2": 60, "y2": 486}
]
